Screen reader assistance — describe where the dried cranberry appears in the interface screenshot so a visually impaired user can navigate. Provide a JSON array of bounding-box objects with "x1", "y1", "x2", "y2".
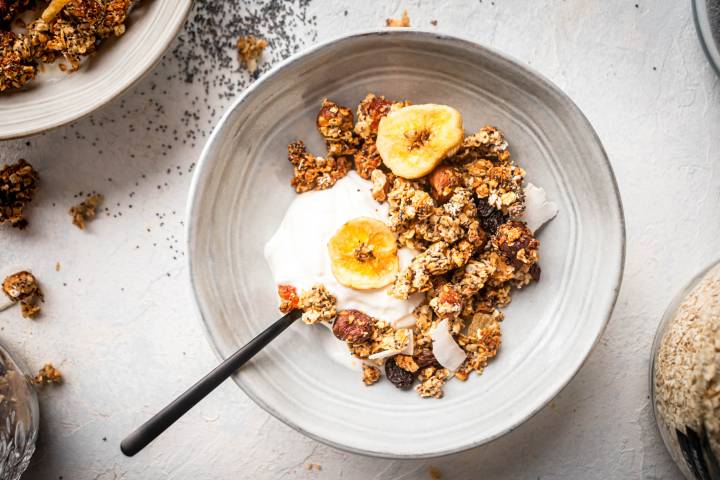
[
  {"x1": 530, "y1": 264, "x2": 541, "y2": 282},
  {"x1": 385, "y1": 356, "x2": 416, "y2": 389}
]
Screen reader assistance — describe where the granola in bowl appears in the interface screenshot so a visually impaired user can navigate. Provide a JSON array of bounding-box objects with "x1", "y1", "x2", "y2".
[
  {"x1": 0, "y1": 0, "x2": 133, "y2": 92},
  {"x1": 265, "y1": 93, "x2": 558, "y2": 399}
]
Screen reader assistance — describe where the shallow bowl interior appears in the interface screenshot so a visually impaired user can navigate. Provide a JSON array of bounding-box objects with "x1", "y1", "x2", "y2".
[{"x1": 188, "y1": 30, "x2": 625, "y2": 458}]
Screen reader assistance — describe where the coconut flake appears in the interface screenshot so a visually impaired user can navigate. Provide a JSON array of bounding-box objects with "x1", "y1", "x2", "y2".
[
  {"x1": 400, "y1": 329, "x2": 414, "y2": 355},
  {"x1": 368, "y1": 349, "x2": 400, "y2": 360},
  {"x1": 522, "y1": 183, "x2": 558, "y2": 233},
  {"x1": 430, "y1": 319, "x2": 466, "y2": 371}
]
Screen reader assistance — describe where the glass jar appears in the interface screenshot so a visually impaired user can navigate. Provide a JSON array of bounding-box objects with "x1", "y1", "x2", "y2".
[
  {"x1": 0, "y1": 342, "x2": 39, "y2": 480},
  {"x1": 651, "y1": 260, "x2": 720, "y2": 479}
]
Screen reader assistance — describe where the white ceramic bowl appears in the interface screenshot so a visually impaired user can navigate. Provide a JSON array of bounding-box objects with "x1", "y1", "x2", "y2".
[
  {"x1": 187, "y1": 30, "x2": 625, "y2": 458},
  {"x1": 0, "y1": 0, "x2": 192, "y2": 139}
]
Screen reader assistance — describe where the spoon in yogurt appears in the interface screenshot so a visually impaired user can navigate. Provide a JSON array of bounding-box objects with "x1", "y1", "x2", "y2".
[{"x1": 120, "y1": 308, "x2": 301, "y2": 457}]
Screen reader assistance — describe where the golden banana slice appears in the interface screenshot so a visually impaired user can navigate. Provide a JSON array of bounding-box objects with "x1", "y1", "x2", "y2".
[
  {"x1": 328, "y1": 217, "x2": 399, "y2": 289},
  {"x1": 376, "y1": 104, "x2": 464, "y2": 179}
]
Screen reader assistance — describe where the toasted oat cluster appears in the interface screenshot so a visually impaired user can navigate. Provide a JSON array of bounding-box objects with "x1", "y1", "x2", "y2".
[
  {"x1": 236, "y1": 34, "x2": 267, "y2": 73},
  {"x1": 0, "y1": 0, "x2": 132, "y2": 92},
  {"x1": 279, "y1": 94, "x2": 544, "y2": 398},
  {"x1": 2, "y1": 270, "x2": 43, "y2": 318},
  {"x1": 69, "y1": 193, "x2": 103, "y2": 229},
  {"x1": 33, "y1": 363, "x2": 62, "y2": 385},
  {"x1": 0, "y1": 158, "x2": 39, "y2": 229}
]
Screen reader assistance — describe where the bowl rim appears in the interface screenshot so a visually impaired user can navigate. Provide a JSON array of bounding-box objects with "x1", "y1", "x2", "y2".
[
  {"x1": 0, "y1": 0, "x2": 194, "y2": 140},
  {"x1": 186, "y1": 28, "x2": 627, "y2": 459}
]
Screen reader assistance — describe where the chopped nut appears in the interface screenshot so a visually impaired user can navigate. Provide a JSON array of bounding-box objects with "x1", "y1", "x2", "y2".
[
  {"x1": 386, "y1": 10, "x2": 410, "y2": 27},
  {"x1": 0, "y1": 159, "x2": 39, "y2": 228},
  {"x1": 33, "y1": 363, "x2": 62, "y2": 385},
  {"x1": 362, "y1": 364, "x2": 381, "y2": 385},
  {"x1": 428, "y1": 165, "x2": 462, "y2": 203},
  {"x1": 332, "y1": 309, "x2": 374, "y2": 343},
  {"x1": 69, "y1": 193, "x2": 103, "y2": 229},
  {"x1": 236, "y1": 34, "x2": 267, "y2": 73}
]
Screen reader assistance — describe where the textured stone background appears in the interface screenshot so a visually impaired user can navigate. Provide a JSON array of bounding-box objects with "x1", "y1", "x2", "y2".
[{"x1": 1, "y1": 0, "x2": 717, "y2": 478}]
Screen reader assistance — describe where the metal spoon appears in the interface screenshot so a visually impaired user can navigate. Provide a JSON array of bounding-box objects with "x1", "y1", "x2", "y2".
[{"x1": 120, "y1": 309, "x2": 301, "y2": 457}]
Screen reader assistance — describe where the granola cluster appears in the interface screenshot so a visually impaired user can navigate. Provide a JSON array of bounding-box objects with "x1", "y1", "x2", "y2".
[
  {"x1": 236, "y1": 34, "x2": 267, "y2": 73},
  {"x1": 0, "y1": 159, "x2": 39, "y2": 229},
  {"x1": 1, "y1": 0, "x2": 132, "y2": 92},
  {"x1": 33, "y1": 362, "x2": 62, "y2": 385},
  {"x1": 287, "y1": 94, "x2": 408, "y2": 193},
  {"x1": 280, "y1": 93, "x2": 543, "y2": 398},
  {"x1": 69, "y1": 193, "x2": 103, "y2": 229},
  {"x1": 2, "y1": 270, "x2": 43, "y2": 318}
]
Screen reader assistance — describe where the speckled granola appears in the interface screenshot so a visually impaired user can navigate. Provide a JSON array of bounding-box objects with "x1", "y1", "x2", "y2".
[
  {"x1": 277, "y1": 94, "x2": 548, "y2": 398},
  {"x1": 0, "y1": 0, "x2": 132, "y2": 92}
]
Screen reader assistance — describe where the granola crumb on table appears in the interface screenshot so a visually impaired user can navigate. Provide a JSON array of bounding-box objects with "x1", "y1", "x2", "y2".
[
  {"x1": 236, "y1": 34, "x2": 267, "y2": 73},
  {"x1": 2, "y1": 270, "x2": 43, "y2": 318},
  {"x1": 0, "y1": 159, "x2": 39, "y2": 229},
  {"x1": 278, "y1": 93, "x2": 544, "y2": 397},
  {"x1": 386, "y1": 10, "x2": 410, "y2": 27},
  {"x1": 69, "y1": 193, "x2": 103, "y2": 229},
  {"x1": 33, "y1": 363, "x2": 62, "y2": 386}
]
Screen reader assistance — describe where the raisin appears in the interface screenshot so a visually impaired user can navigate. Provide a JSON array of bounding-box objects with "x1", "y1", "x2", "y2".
[
  {"x1": 332, "y1": 309, "x2": 374, "y2": 343},
  {"x1": 530, "y1": 263, "x2": 541, "y2": 282},
  {"x1": 385, "y1": 356, "x2": 416, "y2": 389},
  {"x1": 476, "y1": 198, "x2": 507, "y2": 235},
  {"x1": 414, "y1": 348, "x2": 439, "y2": 368}
]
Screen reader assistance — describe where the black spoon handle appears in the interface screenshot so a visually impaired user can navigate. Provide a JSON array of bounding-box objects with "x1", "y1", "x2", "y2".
[{"x1": 120, "y1": 309, "x2": 301, "y2": 457}]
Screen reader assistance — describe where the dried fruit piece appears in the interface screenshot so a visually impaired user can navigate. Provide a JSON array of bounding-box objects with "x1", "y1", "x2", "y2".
[
  {"x1": 492, "y1": 221, "x2": 539, "y2": 270},
  {"x1": 376, "y1": 104, "x2": 464, "y2": 179},
  {"x1": 332, "y1": 309, "x2": 374, "y2": 343},
  {"x1": 477, "y1": 197, "x2": 508, "y2": 235},
  {"x1": 277, "y1": 284, "x2": 299, "y2": 313},
  {"x1": 327, "y1": 217, "x2": 399, "y2": 289},
  {"x1": 385, "y1": 356, "x2": 415, "y2": 389},
  {"x1": 0, "y1": 159, "x2": 39, "y2": 228},
  {"x1": 414, "y1": 348, "x2": 439, "y2": 368},
  {"x1": 69, "y1": 193, "x2": 103, "y2": 229},
  {"x1": 355, "y1": 93, "x2": 394, "y2": 140}
]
